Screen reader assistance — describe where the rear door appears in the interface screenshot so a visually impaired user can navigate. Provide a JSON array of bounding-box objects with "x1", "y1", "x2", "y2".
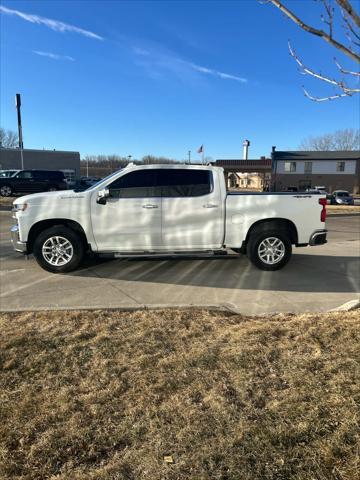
[
  {"x1": 159, "y1": 168, "x2": 224, "y2": 249},
  {"x1": 32, "y1": 171, "x2": 49, "y2": 192}
]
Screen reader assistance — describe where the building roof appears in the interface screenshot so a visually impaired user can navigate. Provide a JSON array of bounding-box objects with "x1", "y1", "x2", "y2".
[
  {"x1": 0, "y1": 147, "x2": 79, "y2": 154},
  {"x1": 216, "y1": 159, "x2": 272, "y2": 166},
  {"x1": 273, "y1": 150, "x2": 360, "y2": 160}
]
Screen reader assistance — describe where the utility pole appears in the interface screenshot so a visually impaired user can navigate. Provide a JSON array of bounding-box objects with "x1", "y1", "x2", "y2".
[
  {"x1": 188, "y1": 150, "x2": 191, "y2": 164},
  {"x1": 15, "y1": 93, "x2": 24, "y2": 169}
]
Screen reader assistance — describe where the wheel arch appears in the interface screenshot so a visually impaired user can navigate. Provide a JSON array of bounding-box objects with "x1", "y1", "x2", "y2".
[
  {"x1": 245, "y1": 218, "x2": 298, "y2": 247},
  {"x1": 27, "y1": 219, "x2": 89, "y2": 254}
]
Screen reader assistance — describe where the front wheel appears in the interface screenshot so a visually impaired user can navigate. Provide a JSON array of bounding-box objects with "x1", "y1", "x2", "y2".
[
  {"x1": 33, "y1": 226, "x2": 84, "y2": 273},
  {"x1": 247, "y1": 231, "x2": 292, "y2": 271}
]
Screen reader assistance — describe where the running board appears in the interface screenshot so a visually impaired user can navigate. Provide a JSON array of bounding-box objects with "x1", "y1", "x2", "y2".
[{"x1": 99, "y1": 250, "x2": 231, "y2": 259}]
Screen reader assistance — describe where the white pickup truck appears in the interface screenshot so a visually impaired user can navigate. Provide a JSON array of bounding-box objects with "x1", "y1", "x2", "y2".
[{"x1": 11, "y1": 164, "x2": 327, "y2": 273}]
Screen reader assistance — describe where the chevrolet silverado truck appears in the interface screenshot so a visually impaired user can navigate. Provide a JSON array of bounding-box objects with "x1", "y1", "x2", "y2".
[{"x1": 11, "y1": 164, "x2": 327, "y2": 273}]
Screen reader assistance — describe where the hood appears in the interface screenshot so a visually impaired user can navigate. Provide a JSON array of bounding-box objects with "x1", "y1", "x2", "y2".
[{"x1": 13, "y1": 190, "x2": 87, "y2": 206}]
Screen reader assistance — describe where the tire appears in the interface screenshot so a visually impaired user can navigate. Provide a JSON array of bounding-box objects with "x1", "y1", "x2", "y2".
[
  {"x1": 33, "y1": 226, "x2": 84, "y2": 273},
  {"x1": 48, "y1": 185, "x2": 58, "y2": 192},
  {"x1": 0, "y1": 184, "x2": 13, "y2": 197},
  {"x1": 247, "y1": 230, "x2": 292, "y2": 271}
]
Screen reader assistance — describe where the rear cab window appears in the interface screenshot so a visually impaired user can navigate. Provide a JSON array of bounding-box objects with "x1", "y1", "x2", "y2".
[{"x1": 158, "y1": 169, "x2": 212, "y2": 197}]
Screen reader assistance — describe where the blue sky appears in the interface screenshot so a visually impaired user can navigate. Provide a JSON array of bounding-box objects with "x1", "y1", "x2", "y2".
[{"x1": 1, "y1": 0, "x2": 359, "y2": 160}]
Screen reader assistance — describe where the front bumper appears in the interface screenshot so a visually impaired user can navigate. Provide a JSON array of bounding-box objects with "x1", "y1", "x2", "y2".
[
  {"x1": 10, "y1": 224, "x2": 28, "y2": 253},
  {"x1": 309, "y1": 229, "x2": 328, "y2": 246}
]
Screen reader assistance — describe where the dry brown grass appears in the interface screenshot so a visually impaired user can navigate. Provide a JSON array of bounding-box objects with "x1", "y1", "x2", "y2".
[
  {"x1": 0, "y1": 196, "x2": 16, "y2": 207},
  {"x1": 0, "y1": 309, "x2": 359, "y2": 480},
  {"x1": 327, "y1": 205, "x2": 360, "y2": 214}
]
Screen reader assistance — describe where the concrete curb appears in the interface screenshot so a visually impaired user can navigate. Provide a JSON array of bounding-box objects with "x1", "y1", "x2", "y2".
[
  {"x1": 328, "y1": 299, "x2": 360, "y2": 312},
  {"x1": 2, "y1": 301, "x2": 359, "y2": 315},
  {"x1": 0, "y1": 303, "x2": 241, "y2": 314}
]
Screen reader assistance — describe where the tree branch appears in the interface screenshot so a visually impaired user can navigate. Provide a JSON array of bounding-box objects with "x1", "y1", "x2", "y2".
[
  {"x1": 269, "y1": 0, "x2": 360, "y2": 63},
  {"x1": 336, "y1": 0, "x2": 360, "y2": 28},
  {"x1": 340, "y1": 7, "x2": 360, "y2": 40},
  {"x1": 289, "y1": 42, "x2": 360, "y2": 91},
  {"x1": 320, "y1": 0, "x2": 334, "y2": 38},
  {"x1": 302, "y1": 87, "x2": 351, "y2": 101},
  {"x1": 334, "y1": 57, "x2": 360, "y2": 75}
]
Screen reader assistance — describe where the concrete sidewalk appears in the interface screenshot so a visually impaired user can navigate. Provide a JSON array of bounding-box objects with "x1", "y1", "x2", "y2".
[{"x1": 0, "y1": 212, "x2": 359, "y2": 314}]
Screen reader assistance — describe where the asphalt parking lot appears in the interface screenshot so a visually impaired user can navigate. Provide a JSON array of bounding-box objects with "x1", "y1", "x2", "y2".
[{"x1": 0, "y1": 211, "x2": 359, "y2": 314}]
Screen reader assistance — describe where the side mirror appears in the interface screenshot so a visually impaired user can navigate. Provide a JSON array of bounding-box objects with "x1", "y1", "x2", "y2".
[{"x1": 96, "y1": 188, "x2": 109, "y2": 205}]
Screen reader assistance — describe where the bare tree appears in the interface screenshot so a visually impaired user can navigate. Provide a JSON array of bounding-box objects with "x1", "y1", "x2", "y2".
[
  {"x1": 0, "y1": 128, "x2": 19, "y2": 148},
  {"x1": 264, "y1": 0, "x2": 360, "y2": 101},
  {"x1": 299, "y1": 128, "x2": 360, "y2": 150},
  {"x1": 142, "y1": 155, "x2": 179, "y2": 164}
]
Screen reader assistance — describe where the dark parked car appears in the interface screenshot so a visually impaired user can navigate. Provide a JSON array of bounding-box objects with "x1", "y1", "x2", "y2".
[
  {"x1": 329, "y1": 190, "x2": 354, "y2": 205},
  {"x1": 73, "y1": 177, "x2": 102, "y2": 192},
  {"x1": 0, "y1": 169, "x2": 68, "y2": 197}
]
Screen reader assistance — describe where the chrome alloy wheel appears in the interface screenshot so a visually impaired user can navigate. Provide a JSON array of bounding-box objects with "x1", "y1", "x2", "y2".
[
  {"x1": 42, "y1": 236, "x2": 74, "y2": 266},
  {"x1": 258, "y1": 237, "x2": 285, "y2": 265}
]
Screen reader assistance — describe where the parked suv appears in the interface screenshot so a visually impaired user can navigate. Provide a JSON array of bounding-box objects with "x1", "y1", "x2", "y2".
[{"x1": 0, "y1": 170, "x2": 68, "y2": 196}]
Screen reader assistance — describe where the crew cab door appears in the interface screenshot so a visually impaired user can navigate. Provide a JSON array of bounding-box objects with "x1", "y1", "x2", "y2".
[
  {"x1": 159, "y1": 168, "x2": 224, "y2": 249},
  {"x1": 90, "y1": 169, "x2": 162, "y2": 251}
]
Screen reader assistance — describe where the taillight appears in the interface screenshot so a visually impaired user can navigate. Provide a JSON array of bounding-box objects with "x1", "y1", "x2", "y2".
[{"x1": 319, "y1": 198, "x2": 326, "y2": 222}]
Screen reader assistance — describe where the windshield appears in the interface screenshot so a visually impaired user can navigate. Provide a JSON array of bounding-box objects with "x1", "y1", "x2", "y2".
[
  {"x1": 0, "y1": 170, "x2": 17, "y2": 177},
  {"x1": 336, "y1": 192, "x2": 350, "y2": 197}
]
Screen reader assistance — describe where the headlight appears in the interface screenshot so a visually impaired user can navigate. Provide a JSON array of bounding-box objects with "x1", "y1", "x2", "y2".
[{"x1": 12, "y1": 203, "x2": 28, "y2": 212}]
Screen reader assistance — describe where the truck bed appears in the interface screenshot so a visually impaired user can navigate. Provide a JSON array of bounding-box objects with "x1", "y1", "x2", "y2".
[{"x1": 224, "y1": 192, "x2": 325, "y2": 247}]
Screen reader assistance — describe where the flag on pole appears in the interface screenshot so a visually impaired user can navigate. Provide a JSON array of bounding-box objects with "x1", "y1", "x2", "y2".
[{"x1": 197, "y1": 144, "x2": 204, "y2": 154}]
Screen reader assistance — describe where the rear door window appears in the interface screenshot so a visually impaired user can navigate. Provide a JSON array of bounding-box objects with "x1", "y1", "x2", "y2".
[
  {"x1": 33, "y1": 171, "x2": 46, "y2": 180},
  {"x1": 158, "y1": 169, "x2": 212, "y2": 197}
]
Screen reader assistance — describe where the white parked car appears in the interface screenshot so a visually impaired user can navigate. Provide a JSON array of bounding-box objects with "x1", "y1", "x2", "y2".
[{"x1": 11, "y1": 164, "x2": 328, "y2": 273}]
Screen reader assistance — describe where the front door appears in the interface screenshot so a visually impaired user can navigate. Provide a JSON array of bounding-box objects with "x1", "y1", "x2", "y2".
[
  {"x1": 90, "y1": 169, "x2": 162, "y2": 251},
  {"x1": 13, "y1": 170, "x2": 37, "y2": 193},
  {"x1": 159, "y1": 168, "x2": 224, "y2": 249}
]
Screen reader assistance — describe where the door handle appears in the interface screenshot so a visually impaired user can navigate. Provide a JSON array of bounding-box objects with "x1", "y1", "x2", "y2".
[
  {"x1": 142, "y1": 204, "x2": 159, "y2": 209},
  {"x1": 203, "y1": 203, "x2": 218, "y2": 208}
]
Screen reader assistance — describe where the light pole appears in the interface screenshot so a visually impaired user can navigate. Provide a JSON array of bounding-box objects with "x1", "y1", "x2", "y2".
[
  {"x1": 188, "y1": 150, "x2": 191, "y2": 164},
  {"x1": 15, "y1": 93, "x2": 24, "y2": 170}
]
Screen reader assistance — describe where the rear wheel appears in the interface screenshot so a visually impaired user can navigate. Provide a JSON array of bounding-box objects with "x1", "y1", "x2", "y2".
[
  {"x1": 247, "y1": 230, "x2": 292, "y2": 271},
  {"x1": 0, "y1": 184, "x2": 13, "y2": 197},
  {"x1": 33, "y1": 226, "x2": 84, "y2": 273}
]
